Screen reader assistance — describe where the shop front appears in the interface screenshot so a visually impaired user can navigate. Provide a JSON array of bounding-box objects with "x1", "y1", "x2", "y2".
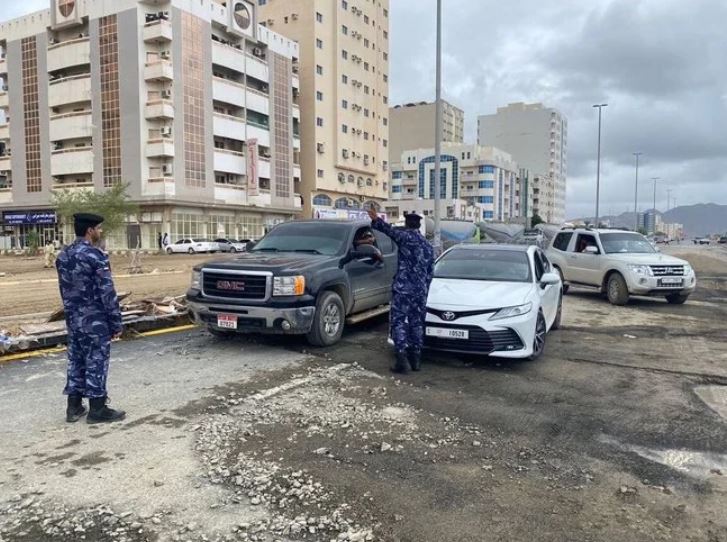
[{"x1": 0, "y1": 210, "x2": 60, "y2": 250}]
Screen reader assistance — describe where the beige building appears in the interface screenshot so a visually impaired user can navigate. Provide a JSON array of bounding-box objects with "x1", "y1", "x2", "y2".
[
  {"x1": 257, "y1": 0, "x2": 390, "y2": 218},
  {"x1": 478, "y1": 102, "x2": 567, "y2": 224},
  {"x1": 0, "y1": 0, "x2": 302, "y2": 249},
  {"x1": 389, "y1": 100, "x2": 464, "y2": 169}
]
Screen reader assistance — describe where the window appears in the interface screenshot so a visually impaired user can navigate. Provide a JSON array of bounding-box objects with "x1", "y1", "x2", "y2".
[
  {"x1": 364, "y1": 62, "x2": 369, "y2": 71},
  {"x1": 342, "y1": 25, "x2": 348, "y2": 35},
  {"x1": 316, "y1": 91, "x2": 323, "y2": 101},
  {"x1": 342, "y1": 124, "x2": 348, "y2": 133},
  {"x1": 342, "y1": 99, "x2": 348, "y2": 109},
  {"x1": 316, "y1": 12, "x2": 323, "y2": 22},
  {"x1": 316, "y1": 38, "x2": 323, "y2": 49},
  {"x1": 392, "y1": 171, "x2": 402, "y2": 179},
  {"x1": 342, "y1": 74, "x2": 348, "y2": 84},
  {"x1": 373, "y1": 231, "x2": 393, "y2": 254},
  {"x1": 479, "y1": 165, "x2": 495, "y2": 174},
  {"x1": 552, "y1": 232, "x2": 573, "y2": 251},
  {"x1": 364, "y1": 132, "x2": 369, "y2": 140},
  {"x1": 316, "y1": 65, "x2": 323, "y2": 75},
  {"x1": 316, "y1": 117, "x2": 323, "y2": 127},
  {"x1": 383, "y1": 30, "x2": 388, "y2": 39},
  {"x1": 478, "y1": 196, "x2": 494, "y2": 204},
  {"x1": 258, "y1": 0, "x2": 266, "y2": 4},
  {"x1": 383, "y1": 117, "x2": 388, "y2": 126},
  {"x1": 364, "y1": 15, "x2": 369, "y2": 24},
  {"x1": 383, "y1": 139, "x2": 388, "y2": 147},
  {"x1": 383, "y1": 52, "x2": 388, "y2": 61},
  {"x1": 383, "y1": 8, "x2": 388, "y2": 17},
  {"x1": 478, "y1": 180, "x2": 494, "y2": 189},
  {"x1": 383, "y1": 95, "x2": 388, "y2": 104},
  {"x1": 484, "y1": 211, "x2": 494, "y2": 219},
  {"x1": 364, "y1": 108, "x2": 369, "y2": 117},
  {"x1": 342, "y1": 49, "x2": 348, "y2": 59},
  {"x1": 364, "y1": 85, "x2": 370, "y2": 94},
  {"x1": 392, "y1": 185, "x2": 402, "y2": 193},
  {"x1": 313, "y1": 194, "x2": 332, "y2": 206},
  {"x1": 342, "y1": 0, "x2": 348, "y2": 9},
  {"x1": 574, "y1": 234, "x2": 599, "y2": 253},
  {"x1": 383, "y1": 74, "x2": 388, "y2": 82},
  {"x1": 317, "y1": 169, "x2": 324, "y2": 178},
  {"x1": 533, "y1": 252, "x2": 545, "y2": 281}
]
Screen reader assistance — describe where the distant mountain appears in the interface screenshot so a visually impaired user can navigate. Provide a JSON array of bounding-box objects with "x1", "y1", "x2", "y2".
[{"x1": 569, "y1": 203, "x2": 727, "y2": 237}]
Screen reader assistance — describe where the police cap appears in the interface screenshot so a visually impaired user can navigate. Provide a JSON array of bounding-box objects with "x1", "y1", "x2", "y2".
[
  {"x1": 404, "y1": 212, "x2": 423, "y2": 228},
  {"x1": 73, "y1": 213, "x2": 104, "y2": 232}
]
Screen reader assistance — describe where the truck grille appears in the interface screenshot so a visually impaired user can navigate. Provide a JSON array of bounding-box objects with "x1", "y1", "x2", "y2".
[
  {"x1": 424, "y1": 324, "x2": 524, "y2": 354},
  {"x1": 201, "y1": 271, "x2": 269, "y2": 300},
  {"x1": 650, "y1": 265, "x2": 684, "y2": 276}
]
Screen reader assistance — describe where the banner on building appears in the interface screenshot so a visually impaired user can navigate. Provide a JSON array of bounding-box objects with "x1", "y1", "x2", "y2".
[
  {"x1": 246, "y1": 138, "x2": 259, "y2": 197},
  {"x1": 2, "y1": 211, "x2": 57, "y2": 225}
]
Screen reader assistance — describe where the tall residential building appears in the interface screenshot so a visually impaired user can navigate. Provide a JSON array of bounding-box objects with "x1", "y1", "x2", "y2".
[
  {"x1": 385, "y1": 143, "x2": 525, "y2": 224},
  {"x1": 257, "y1": 0, "x2": 390, "y2": 218},
  {"x1": 477, "y1": 102, "x2": 567, "y2": 224},
  {"x1": 0, "y1": 0, "x2": 301, "y2": 250},
  {"x1": 388, "y1": 100, "x2": 464, "y2": 168}
]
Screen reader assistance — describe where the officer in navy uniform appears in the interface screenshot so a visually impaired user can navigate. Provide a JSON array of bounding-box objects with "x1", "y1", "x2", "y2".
[
  {"x1": 56, "y1": 213, "x2": 126, "y2": 423},
  {"x1": 368, "y1": 207, "x2": 434, "y2": 373}
]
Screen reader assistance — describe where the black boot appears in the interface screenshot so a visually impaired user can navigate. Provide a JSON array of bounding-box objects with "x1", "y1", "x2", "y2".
[
  {"x1": 87, "y1": 397, "x2": 126, "y2": 424},
  {"x1": 391, "y1": 351, "x2": 411, "y2": 374},
  {"x1": 66, "y1": 395, "x2": 87, "y2": 423},
  {"x1": 408, "y1": 349, "x2": 422, "y2": 372}
]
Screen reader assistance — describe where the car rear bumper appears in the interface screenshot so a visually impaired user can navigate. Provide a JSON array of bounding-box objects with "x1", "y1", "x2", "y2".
[{"x1": 188, "y1": 300, "x2": 316, "y2": 334}]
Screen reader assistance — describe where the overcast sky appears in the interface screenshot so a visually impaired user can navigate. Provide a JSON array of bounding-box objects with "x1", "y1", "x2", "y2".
[{"x1": 8, "y1": 0, "x2": 726, "y2": 219}]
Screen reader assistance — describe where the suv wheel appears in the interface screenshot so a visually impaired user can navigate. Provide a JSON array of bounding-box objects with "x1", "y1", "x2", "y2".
[
  {"x1": 528, "y1": 312, "x2": 547, "y2": 361},
  {"x1": 606, "y1": 273, "x2": 630, "y2": 305},
  {"x1": 666, "y1": 293, "x2": 689, "y2": 305},
  {"x1": 306, "y1": 291, "x2": 345, "y2": 346},
  {"x1": 555, "y1": 266, "x2": 569, "y2": 295}
]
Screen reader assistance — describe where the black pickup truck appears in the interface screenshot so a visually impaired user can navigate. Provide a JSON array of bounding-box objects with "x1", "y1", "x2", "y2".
[{"x1": 186, "y1": 220, "x2": 397, "y2": 346}]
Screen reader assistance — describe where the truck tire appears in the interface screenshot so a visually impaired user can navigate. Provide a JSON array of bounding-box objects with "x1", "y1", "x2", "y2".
[
  {"x1": 665, "y1": 293, "x2": 689, "y2": 305},
  {"x1": 306, "y1": 291, "x2": 345, "y2": 346},
  {"x1": 606, "y1": 273, "x2": 630, "y2": 305}
]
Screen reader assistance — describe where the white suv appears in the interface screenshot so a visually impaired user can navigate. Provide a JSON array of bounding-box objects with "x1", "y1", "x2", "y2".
[{"x1": 546, "y1": 228, "x2": 696, "y2": 305}]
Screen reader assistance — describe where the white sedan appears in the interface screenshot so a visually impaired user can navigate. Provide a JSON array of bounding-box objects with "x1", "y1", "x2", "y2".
[
  {"x1": 166, "y1": 238, "x2": 219, "y2": 254},
  {"x1": 424, "y1": 244, "x2": 562, "y2": 360}
]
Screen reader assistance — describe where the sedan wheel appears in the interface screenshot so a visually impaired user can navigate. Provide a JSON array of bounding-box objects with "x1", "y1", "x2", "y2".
[
  {"x1": 188, "y1": 248, "x2": 195, "y2": 254},
  {"x1": 230, "y1": 247, "x2": 237, "y2": 253},
  {"x1": 528, "y1": 312, "x2": 547, "y2": 361},
  {"x1": 166, "y1": 247, "x2": 173, "y2": 254}
]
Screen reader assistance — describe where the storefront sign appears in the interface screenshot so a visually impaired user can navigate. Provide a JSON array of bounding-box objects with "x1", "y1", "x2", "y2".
[
  {"x1": 313, "y1": 208, "x2": 387, "y2": 222},
  {"x1": 2, "y1": 211, "x2": 57, "y2": 225},
  {"x1": 246, "y1": 138, "x2": 259, "y2": 197}
]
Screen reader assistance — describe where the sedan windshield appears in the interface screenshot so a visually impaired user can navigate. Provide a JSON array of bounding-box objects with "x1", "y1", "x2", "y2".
[
  {"x1": 251, "y1": 222, "x2": 350, "y2": 255},
  {"x1": 434, "y1": 249, "x2": 532, "y2": 283},
  {"x1": 600, "y1": 233, "x2": 656, "y2": 254}
]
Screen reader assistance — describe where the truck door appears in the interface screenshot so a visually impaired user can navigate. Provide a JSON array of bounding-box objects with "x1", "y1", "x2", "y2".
[{"x1": 347, "y1": 227, "x2": 390, "y2": 312}]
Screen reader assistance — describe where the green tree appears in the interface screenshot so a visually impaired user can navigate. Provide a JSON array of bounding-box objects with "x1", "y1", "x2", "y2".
[
  {"x1": 531, "y1": 214, "x2": 544, "y2": 227},
  {"x1": 26, "y1": 229, "x2": 40, "y2": 255},
  {"x1": 637, "y1": 227, "x2": 648, "y2": 236},
  {"x1": 51, "y1": 183, "x2": 138, "y2": 238}
]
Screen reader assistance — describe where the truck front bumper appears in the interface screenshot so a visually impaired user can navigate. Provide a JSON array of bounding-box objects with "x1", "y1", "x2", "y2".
[
  {"x1": 188, "y1": 301, "x2": 316, "y2": 334},
  {"x1": 625, "y1": 273, "x2": 697, "y2": 296}
]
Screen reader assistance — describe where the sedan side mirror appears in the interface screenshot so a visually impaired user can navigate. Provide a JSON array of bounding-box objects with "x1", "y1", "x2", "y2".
[{"x1": 540, "y1": 272, "x2": 561, "y2": 286}]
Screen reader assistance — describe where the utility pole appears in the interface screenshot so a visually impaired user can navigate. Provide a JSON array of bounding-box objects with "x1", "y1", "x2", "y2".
[
  {"x1": 432, "y1": 0, "x2": 443, "y2": 255},
  {"x1": 666, "y1": 189, "x2": 673, "y2": 212},
  {"x1": 633, "y1": 152, "x2": 642, "y2": 230},
  {"x1": 593, "y1": 104, "x2": 608, "y2": 227},
  {"x1": 651, "y1": 177, "x2": 661, "y2": 234}
]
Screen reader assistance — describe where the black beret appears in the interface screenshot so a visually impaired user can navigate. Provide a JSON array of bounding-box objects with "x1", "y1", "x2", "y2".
[{"x1": 73, "y1": 213, "x2": 104, "y2": 229}]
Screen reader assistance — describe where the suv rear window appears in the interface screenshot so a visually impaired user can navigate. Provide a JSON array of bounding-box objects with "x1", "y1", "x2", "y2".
[{"x1": 552, "y1": 232, "x2": 573, "y2": 251}]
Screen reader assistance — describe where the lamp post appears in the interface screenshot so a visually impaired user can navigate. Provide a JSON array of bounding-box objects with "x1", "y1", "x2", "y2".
[
  {"x1": 666, "y1": 188, "x2": 673, "y2": 212},
  {"x1": 593, "y1": 103, "x2": 608, "y2": 227},
  {"x1": 633, "y1": 152, "x2": 642, "y2": 230},
  {"x1": 432, "y1": 0, "x2": 443, "y2": 255},
  {"x1": 650, "y1": 177, "x2": 661, "y2": 234}
]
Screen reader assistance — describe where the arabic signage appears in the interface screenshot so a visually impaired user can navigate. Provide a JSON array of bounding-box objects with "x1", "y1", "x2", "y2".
[
  {"x1": 246, "y1": 138, "x2": 259, "y2": 197},
  {"x1": 2, "y1": 211, "x2": 57, "y2": 225},
  {"x1": 313, "y1": 208, "x2": 387, "y2": 222}
]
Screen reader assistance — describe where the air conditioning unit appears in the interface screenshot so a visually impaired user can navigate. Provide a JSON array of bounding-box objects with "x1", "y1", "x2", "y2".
[
  {"x1": 292, "y1": 65, "x2": 299, "y2": 74},
  {"x1": 291, "y1": 13, "x2": 298, "y2": 20},
  {"x1": 252, "y1": 47, "x2": 264, "y2": 58},
  {"x1": 160, "y1": 126, "x2": 172, "y2": 137},
  {"x1": 162, "y1": 164, "x2": 173, "y2": 175},
  {"x1": 52, "y1": 142, "x2": 62, "y2": 151},
  {"x1": 161, "y1": 89, "x2": 172, "y2": 98},
  {"x1": 160, "y1": 50, "x2": 171, "y2": 59}
]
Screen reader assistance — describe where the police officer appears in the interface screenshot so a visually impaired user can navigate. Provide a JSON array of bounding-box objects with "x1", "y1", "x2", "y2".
[
  {"x1": 368, "y1": 207, "x2": 434, "y2": 373},
  {"x1": 56, "y1": 213, "x2": 126, "y2": 423}
]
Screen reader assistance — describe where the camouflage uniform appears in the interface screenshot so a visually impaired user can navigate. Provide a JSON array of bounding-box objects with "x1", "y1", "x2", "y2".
[
  {"x1": 371, "y1": 217, "x2": 434, "y2": 354},
  {"x1": 56, "y1": 239, "x2": 122, "y2": 399}
]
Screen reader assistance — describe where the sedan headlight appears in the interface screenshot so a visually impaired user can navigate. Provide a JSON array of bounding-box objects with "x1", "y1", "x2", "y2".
[
  {"x1": 489, "y1": 302, "x2": 532, "y2": 320},
  {"x1": 628, "y1": 264, "x2": 653, "y2": 276},
  {"x1": 273, "y1": 275, "x2": 305, "y2": 296},
  {"x1": 191, "y1": 270, "x2": 201, "y2": 289}
]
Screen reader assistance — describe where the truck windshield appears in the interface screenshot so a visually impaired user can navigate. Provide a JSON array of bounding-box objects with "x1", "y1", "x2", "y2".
[
  {"x1": 600, "y1": 233, "x2": 656, "y2": 254},
  {"x1": 251, "y1": 223, "x2": 350, "y2": 255}
]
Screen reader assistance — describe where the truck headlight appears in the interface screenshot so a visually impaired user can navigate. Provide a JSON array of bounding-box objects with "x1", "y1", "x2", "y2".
[
  {"x1": 273, "y1": 275, "x2": 305, "y2": 296},
  {"x1": 490, "y1": 302, "x2": 532, "y2": 320},
  {"x1": 191, "y1": 270, "x2": 201, "y2": 289},
  {"x1": 628, "y1": 264, "x2": 653, "y2": 276}
]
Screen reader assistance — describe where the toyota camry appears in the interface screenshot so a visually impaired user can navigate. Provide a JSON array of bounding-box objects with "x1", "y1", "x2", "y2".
[{"x1": 424, "y1": 244, "x2": 562, "y2": 360}]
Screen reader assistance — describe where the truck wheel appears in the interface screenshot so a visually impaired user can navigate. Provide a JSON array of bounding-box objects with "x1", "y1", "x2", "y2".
[
  {"x1": 606, "y1": 273, "x2": 630, "y2": 305},
  {"x1": 555, "y1": 266, "x2": 569, "y2": 295},
  {"x1": 306, "y1": 291, "x2": 345, "y2": 346},
  {"x1": 665, "y1": 293, "x2": 689, "y2": 305}
]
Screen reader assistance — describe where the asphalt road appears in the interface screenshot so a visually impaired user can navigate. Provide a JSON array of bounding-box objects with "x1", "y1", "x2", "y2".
[{"x1": 1, "y1": 254, "x2": 727, "y2": 542}]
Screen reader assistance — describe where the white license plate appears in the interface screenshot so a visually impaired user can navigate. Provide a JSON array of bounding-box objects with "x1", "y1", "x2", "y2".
[
  {"x1": 426, "y1": 327, "x2": 469, "y2": 340},
  {"x1": 661, "y1": 278, "x2": 682, "y2": 285},
  {"x1": 217, "y1": 314, "x2": 238, "y2": 329}
]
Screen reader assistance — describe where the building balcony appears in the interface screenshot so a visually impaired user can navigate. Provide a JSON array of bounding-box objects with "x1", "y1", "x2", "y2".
[
  {"x1": 146, "y1": 139, "x2": 175, "y2": 158},
  {"x1": 0, "y1": 123, "x2": 9, "y2": 140},
  {"x1": 144, "y1": 60, "x2": 173, "y2": 81},
  {"x1": 50, "y1": 111, "x2": 93, "y2": 141},
  {"x1": 246, "y1": 88, "x2": 269, "y2": 115},
  {"x1": 294, "y1": 193, "x2": 302, "y2": 209},
  {"x1": 0, "y1": 90, "x2": 7, "y2": 108},
  {"x1": 0, "y1": 156, "x2": 10, "y2": 172},
  {"x1": 248, "y1": 190, "x2": 272, "y2": 208},
  {"x1": 0, "y1": 56, "x2": 6, "y2": 75},
  {"x1": 51, "y1": 181, "x2": 94, "y2": 194},
  {"x1": 145, "y1": 100, "x2": 174, "y2": 119},
  {"x1": 213, "y1": 113, "x2": 245, "y2": 140},
  {"x1": 245, "y1": 52, "x2": 269, "y2": 82},
  {"x1": 292, "y1": 74, "x2": 299, "y2": 89},
  {"x1": 214, "y1": 149, "x2": 245, "y2": 175},
  {"x1": 292, "y1": 104, "x2": 300, "y2": 120},
  {"x1": 47, "y1": 38, "x2": 90, "y2": 72},
  {"x1": 212, "y1": 77, "x2": 245, "y2": 108},
  {"x1": 211, "y1": 41, "x2": 245, "y2": 73},
  {"x1": 258, "y1": 157, "x2": 271, "y2": 179},
  {"x1": 143, "y1": 19, "x2": 173, "y2": 42},
  {"x1": 48, "y1": 75, "x2": 92, "y2": 107},
  {"x1": 214, "y1": 184, "x2": 247, "y2": 205},
  {"x1": 246, "y1": 123, "x2": 270, "y2": 148},
  {"x1": 293, "y1": 165, "x2": 301, "y2": 179},
  {"x1": 0, "y1": 189, "x2": 11, "y2": 204},
  {"x1": 145, "y1": 176, "x2": 176, "y2": 197},
  {"x1": 50, "y1": 148, "x2": 94, "y2": 176}
]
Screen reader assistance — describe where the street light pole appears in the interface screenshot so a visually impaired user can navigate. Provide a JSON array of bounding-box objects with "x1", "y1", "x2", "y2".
[
  {"x1": 666, "y1": 188, "x2": 673, "y2": 212},
  {"x1": 593, "y1": 104, "x2": 608, "y2": 227},
  {"x1": 633, "y1": 152, "x2": 642, "y2": 230},
  {"x1": 432, "y1": 0, "x2": 443, "y2": 255},
  {"x1": 650, "y1": 177, "x2": 661, "y2": 234}
]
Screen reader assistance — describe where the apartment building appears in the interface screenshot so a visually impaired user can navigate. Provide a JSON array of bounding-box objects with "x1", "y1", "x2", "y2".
[
  {"x1": 478, "y1": 102, "x2": 567, "y2": 224},
  {"x1": 0, "y1": 0, "x2": 301, "y2": 249},
  {"x1": 386, "y1": 143, "x2": 526, "y2": 224},
  {"x1": 257, "y1": 0, "x2": 390, "y2": 218},
  {"x1": 388, "y1": 100, "x2": 464, "y2": 169}
]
